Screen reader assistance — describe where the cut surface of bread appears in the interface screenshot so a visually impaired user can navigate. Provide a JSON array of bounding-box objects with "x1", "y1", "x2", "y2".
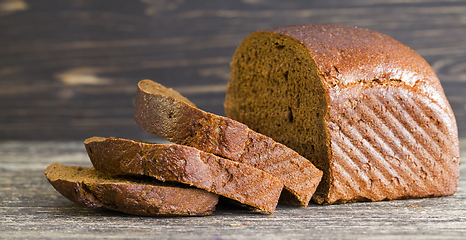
[
  {"x1": 44, "y1": 163, "x2": 219, "y2": 216},
  {"x1": 134, "y1": 79, "x2": 323, "y2": 207},
  {"x1": 84, "y1": 137, "x2": 283, "y2": 214},
  {"x1": 224, "y1": 24, "x2": 460, "y2": 204}
]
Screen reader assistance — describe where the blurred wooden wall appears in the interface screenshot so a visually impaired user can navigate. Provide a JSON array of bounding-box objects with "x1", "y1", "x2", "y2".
[{"x1": 1, "y1": 0, "x2": 465, "y2": 140}]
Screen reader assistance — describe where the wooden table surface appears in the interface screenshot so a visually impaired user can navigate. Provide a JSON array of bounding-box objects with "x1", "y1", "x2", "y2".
[
  {"x1": 1, "y1": 0, "x2": 466, "y2": 239},
  {"x1": 1, "y1": 139, "x2": 465, "y2": 239}
]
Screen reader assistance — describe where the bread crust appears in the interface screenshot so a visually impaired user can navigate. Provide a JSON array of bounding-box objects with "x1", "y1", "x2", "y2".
[
  {"x1": 84, "y1": 137, "x2": 283, "y2": 214},
  {"x1": 45, "y1": 163, "x2": 219, "y2": 216},
  {"x1": 134, "y1": 79, "x2": 323, "y2": 207},
  {"x1": 225, "y1": 24, "x2": 459, "y2": 204},
  {"x1": 266, "y1": 24, "x2": 452, "y2": 112}
]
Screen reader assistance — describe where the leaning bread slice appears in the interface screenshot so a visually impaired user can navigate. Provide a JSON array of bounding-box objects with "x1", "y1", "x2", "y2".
[
  {"x1": 45, "y1": 163, "x2": 219, "y2": 216},
  {"x1": 134, "y1": 79, "x2": 323, "y2": 206},
  {"x1": 84, "y1": 137, "x2": 283, "y2": 214}
]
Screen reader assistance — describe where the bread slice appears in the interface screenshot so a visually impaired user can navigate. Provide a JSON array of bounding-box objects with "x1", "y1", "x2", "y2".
[
  {"x1": 84, "y1": 137, "x2": 283, "y2": 214},
  {"x1": 224, "y1": 24, "x2": 460, "y2": 204},
  {"x1": 44, "y1": 163, "x2": 219, "y2": 216},
  {"x1": 134, "y1": 79, "x2": 323, "y2": 207}
]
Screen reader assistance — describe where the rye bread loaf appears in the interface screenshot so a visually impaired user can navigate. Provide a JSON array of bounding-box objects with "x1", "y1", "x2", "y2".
[
  {"x1": 44, "y1": 163, "x2": 219, "y2": 216},
  {"x1": 134, "y1": 79, "x2": 323, "y2": 207},
  {"x1": 84, "y1": 137, "x2": 283, "y2": 214},
  {"x1": 224, "y1": 24, "x2": 460, "y2": 204}
]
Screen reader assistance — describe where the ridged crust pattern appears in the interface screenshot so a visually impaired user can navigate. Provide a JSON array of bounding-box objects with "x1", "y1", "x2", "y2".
[
  {"x1": 326, "y1": 85, "x2": 459, "y2": 203},
  {"x1": 226, "y1": 24, "x2": 459, "y2": 204}
]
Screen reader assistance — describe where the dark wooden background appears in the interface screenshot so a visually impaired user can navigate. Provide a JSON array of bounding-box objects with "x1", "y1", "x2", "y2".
[
  {"x1": 2, "y1": 1, "x2": 466, "y2": 239},
  {"x1": 1, "y1": 0, "x2": 465, "y2": 141}
]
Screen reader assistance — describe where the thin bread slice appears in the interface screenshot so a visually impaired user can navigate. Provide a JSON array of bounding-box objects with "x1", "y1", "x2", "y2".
[
  {"x1": 134, "y1": 79, "x2": 323, "y2": 206},
  {"x1": 84, "y1": 137, "x2": 283, "y2": 214},
  {"x1": 44, "y1": 163, "x2": 219, "y2": 216}
]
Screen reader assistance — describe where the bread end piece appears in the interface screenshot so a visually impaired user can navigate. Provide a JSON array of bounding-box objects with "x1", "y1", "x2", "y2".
[{"x1": 45, "y1": 163, "x2": 219, "y2": 216}]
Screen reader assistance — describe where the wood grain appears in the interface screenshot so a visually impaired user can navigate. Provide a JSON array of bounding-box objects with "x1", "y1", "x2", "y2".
[
  {"x1": 0, "y1": 0, "x2": 465, "y2": 140},
  {"x1": 1, "y1": 139, "x2": 465, "y2": 239},
  {"x1": 1, "y1": 1, "x2": 466, "y2": 238}
]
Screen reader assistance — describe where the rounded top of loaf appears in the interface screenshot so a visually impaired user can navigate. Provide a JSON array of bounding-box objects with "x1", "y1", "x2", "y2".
[{"x1": 262, "y1": 24, "x2": 451, "y2": 111}]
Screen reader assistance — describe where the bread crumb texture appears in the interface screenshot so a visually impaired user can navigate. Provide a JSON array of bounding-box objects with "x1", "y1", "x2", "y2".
[{"x1": 225, "y1": 24, "x2": 460, "y2": 204}]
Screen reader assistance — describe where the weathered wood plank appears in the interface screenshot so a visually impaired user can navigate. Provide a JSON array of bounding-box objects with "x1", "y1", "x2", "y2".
[
  {"x1": 0, "y1": 0, "x2": 465, "y2": 140},
  {"x1": 1, "y1": 1, "x2": 466, "y2": 237},
  {"x1": 0, "y1": 140, "x2": 465, "y2": 239}
]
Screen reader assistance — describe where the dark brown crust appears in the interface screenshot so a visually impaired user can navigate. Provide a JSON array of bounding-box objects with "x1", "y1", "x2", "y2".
[
  {"x1": 44, "y1": 163, "x2": 219, "y2": 216},
  {"x1": 84, "y1": 137, "x2": 283, "y2": 214},
  {"x1": 266, "y1": 24, "x2": 453, "y2": 115},
  {"x1": 226, "y1": 24, "x2": 460, "y2": 204},
  {"x1": 326, "y1": 84, "x2": 459, "y2": 203},
  {"x1": 267, "y1": 24, "x2": 459, "y2": 204},
  {"x1": 134, "y1": 79, "x2": 323, "y2": 207}
]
